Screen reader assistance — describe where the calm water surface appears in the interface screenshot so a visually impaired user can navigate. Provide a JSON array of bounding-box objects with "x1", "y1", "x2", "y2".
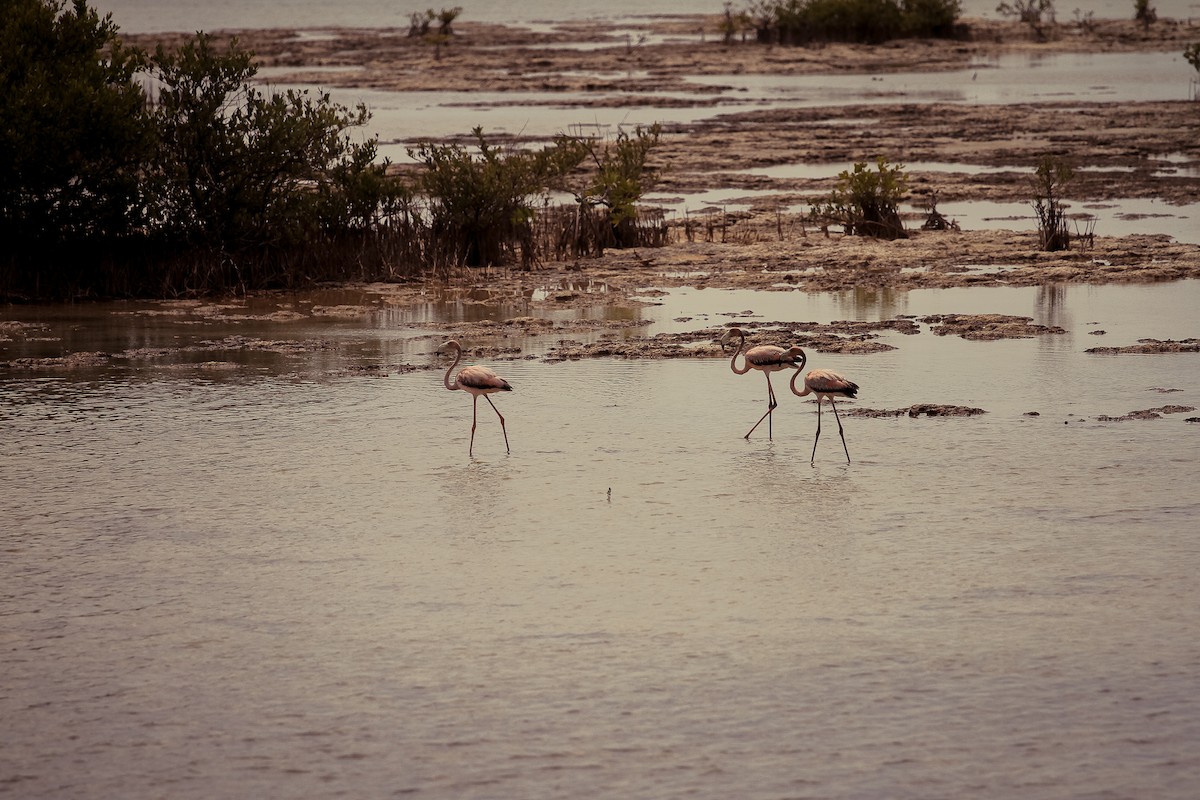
[
  {"x1": 8, "y1": 3, "x2": 1200, "y2": 795},
  {"x1": 90, "y1": 0, "x2": 1200, "y2": 33},
  {"x1": 3, "y1": 280, "x2": 1199, "y2": 798}
]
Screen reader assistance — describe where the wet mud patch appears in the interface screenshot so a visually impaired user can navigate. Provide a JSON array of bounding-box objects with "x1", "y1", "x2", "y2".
[
  {"x1": 541, "y1": 319, "x2": 910, "y2": 362},
  {"x1": 0, "y1": 321, "x2": 51, "y2": 340},
  {"x1": 1085, "y1": 338, "x2": 1200, "y2": 354},
  {"x1": 847, "y1": 404, "x2": 988, "y2": 418},
  {"x1": 188, "y1": 335, "x2": 338, "y2": 354},
  {"x1": 527, "y1": 232, "x2": 1200, "y2": 298},
  {"x1": 441, "y1": 317, "x2": 655, "y2": 338},
  {"x1": 920, "y1": 314, "x2": 1066, "y2": 340},
  {"x1": 545, "y1": 337, "x2": 707, "y2": 362},
  {"x1": 1095, "y1": 405, "x2": 1196, "y2": 421},
  {"x1": 1, "y1": 336, "x2": 339, "y2": 372},
  {"x1": 1, "y1": 352, "x2": 113, "y2": 370},
  {"x1": 158, "y1": 361, "x2": 244, "y2": 372}
]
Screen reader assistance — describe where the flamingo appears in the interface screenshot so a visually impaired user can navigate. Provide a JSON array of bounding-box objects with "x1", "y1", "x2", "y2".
[
  {"x1": 790, "y1": 364, "x2": 858, "y2": 463},
  {"x1": 719, "y1": 326, "x2": 807, "y2": 440},
  {"x1": 439, "y1": 339, "x2": 512, "y2": 456}
]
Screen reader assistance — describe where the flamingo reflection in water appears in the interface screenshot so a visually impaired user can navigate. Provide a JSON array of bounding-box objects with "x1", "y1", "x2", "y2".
[
  {"x1": 439, "y1": 339, "x2": 512, "y2": 456},
  {"x1": 719, "y1": 326, "x2": 807, "y2": 440}
]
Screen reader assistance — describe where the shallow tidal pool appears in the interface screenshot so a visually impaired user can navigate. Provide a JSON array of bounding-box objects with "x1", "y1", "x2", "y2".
[{"x1": 3, "y1": 280, "x2": 1199, "y2": 798}]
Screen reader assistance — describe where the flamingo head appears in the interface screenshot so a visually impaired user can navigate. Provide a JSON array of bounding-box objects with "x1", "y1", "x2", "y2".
[
  {"x1": 783, "y1": 345, "x2": 807, "y2": 369},
  {"x1": 718, "y1": 327, "x2": 743, "y2": 351},
  {"x1": 438, "y1": 339, "x2": 462, "y2": 357}
]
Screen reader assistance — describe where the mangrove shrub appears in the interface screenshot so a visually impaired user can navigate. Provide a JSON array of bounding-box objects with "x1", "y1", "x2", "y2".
[
  {"x1": 556, "y1": 124, "x2": 663, "y2": 251},
  {"x1": 811, "y1": 158, "x2": 909, "y2": 239},
  {"x1": 410, "y1": 128, "x2": 588, "y2": 268},
  {"x1": 1031, "y1": 156, "x2": 1073, "y2": 251},
  {"x1": 147, "y1": 34, "x2": 390, "y2": 252},
  {"x1": 0, "y1": 0, "x2": 152, "y2": 246},
  {"x1": 746, "y1": 0, "x2": 963, "y2": 44}
]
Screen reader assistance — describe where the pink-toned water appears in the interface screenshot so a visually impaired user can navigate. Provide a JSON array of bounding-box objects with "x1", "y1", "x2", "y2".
[
  {"x1": 7, "y1": 1, "x2": 1200, "y2": 793},
  {"x1": 89, "y1": 0, "x2": 1200, "y2": 33},
  {"x1": 4, "y1": 281, "x2": 1200, "y2": 798}
]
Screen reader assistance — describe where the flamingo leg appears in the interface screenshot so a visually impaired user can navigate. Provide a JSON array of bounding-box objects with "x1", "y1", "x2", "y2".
[
  {"x1": 745, "y1": 373, "x2": 778, "y2": 440},
  {"x1": 829, "y1": 397, "x2": 850, "y2": 462},
  {"x1": 485, "y1": 394, "x2": 510, "y2": 453},
  {"x1": 810, "y1": 397, "x2": 823, "y2": 463},
  {"x1": 469, "y1": 394, "x2": 479, "y2": 456}
]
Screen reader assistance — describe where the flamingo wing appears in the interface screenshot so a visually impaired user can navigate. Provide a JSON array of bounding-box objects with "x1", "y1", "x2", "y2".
[
  {"x1": 457, "y1": 364, "x2": 513, "y2": 392},
  {"x1": 805, "y1": 368, "x2": 858, "y2": 397}
]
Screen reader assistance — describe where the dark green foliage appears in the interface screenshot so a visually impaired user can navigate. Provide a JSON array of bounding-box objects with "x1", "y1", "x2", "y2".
[
  {"x1": 0, "y1": 0, "x2": 152, "y2": 244},
  {"x1": 900, "y1": 0, "x2": 963, "y2": 37},
  {"x1": 1, "y1": 2, "x2": 401, "y2": 297},
  {"x1": 1185, "y1": 43, "x2": 1200, "y2": 74},
  {"x1": 811, "y1": 158, "x2": 909, "y2": 239},
  {"x1": 1134, "y1": 0, "x2": 1156, "y2": 29},
  {"x1": 1031, "y1": 156, "x2": 1073, "y2": 251},
  {"x1": 556, "y1": 124, "x2": 663, "y2": 252},
  {"x1": 996, "y1": 0, "x2": 1056, "y2": 40},
  {"x1": 784, "y1": 0, "x2": 903, "y2": 44},
  {"x1": 0, "y1": 0, "x2": 666, "y2": 298},
  {"x1": 410, "y1": 128, "x2": 587, "y2": 268},
  {"x1": 147, "y1": 34, "x2": 390, "y2": 253},
  {"x1": 746, "y1": 0, "x2": 962, "y2": 45}
]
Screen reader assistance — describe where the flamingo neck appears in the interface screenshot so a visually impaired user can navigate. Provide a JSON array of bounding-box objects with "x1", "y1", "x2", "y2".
[
  {"x1": 443, "y1": 349, "x2": 462, "y2": 391},
  {"x1": 790, "y1": 368, "x2": 812, "y2": 397},
  {"x1": 729, "y1": 332, "x2": 751, "y2": 375}
]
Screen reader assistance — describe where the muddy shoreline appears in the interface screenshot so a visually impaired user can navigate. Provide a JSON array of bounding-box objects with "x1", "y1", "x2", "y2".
[{"x1": 10, "y1": 15, "x2": 1198, "y2": 375}]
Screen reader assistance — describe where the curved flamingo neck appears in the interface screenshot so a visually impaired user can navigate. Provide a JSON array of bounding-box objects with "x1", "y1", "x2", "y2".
[
  {"x1": 729, "y1": 331, "x2": 751, "y2": 375},
  {"x1": 790, "y1": 367, "x2": 812, "y2": 397},
  {"x1": 443, "y1": 347, "x2": 462, "y2": 391}
]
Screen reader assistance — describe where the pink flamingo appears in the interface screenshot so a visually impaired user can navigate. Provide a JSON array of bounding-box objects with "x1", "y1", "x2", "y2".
[
  {"x1": 719, "y1": 326, "x2": 807, "y2": 440},
  {"x1": 790, "y1": 364, "x2": 858, "y2": 463},
  {"x1": 439, "y1": 339, "x2": 512, "y2": 456}
]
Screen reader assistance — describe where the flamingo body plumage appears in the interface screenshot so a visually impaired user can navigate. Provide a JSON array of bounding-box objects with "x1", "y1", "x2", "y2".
[
  {"x1": 791, "y1": 366, "x2": 858, "y2": 462},
  {"x1": 440, "y1": 340, "x2": 512, "y2": 456},
  {"x1": 719, "y1": 327, "x2": 807, "y2": 440}
]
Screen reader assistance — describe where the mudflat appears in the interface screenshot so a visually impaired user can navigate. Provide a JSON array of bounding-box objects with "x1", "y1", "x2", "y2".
[{"x1": 116, "y1": 15, "x2": 1200, "y2": 342}]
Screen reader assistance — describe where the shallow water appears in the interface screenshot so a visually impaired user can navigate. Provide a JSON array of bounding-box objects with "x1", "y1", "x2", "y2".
[
  {"x1": 687, "y1": 51, "x2": 1197, "y2": 106},
  {"x1": 3, "y1": 280, "x2": 1200, "y2": 798},
  {"x1": 321, "y1": 50, "x2": 1195, "y2": 151},
  {"x1": 9, "y1": 1, "x2": 1200, "y2": 793},
  {"x1": 92, "y1": 0, "x2": 1200, "y2": 33}
]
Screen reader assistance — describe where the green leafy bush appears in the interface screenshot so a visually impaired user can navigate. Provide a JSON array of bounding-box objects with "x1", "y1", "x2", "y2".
[
  {"x1": 996, "y1": 0, "x2": 1056, "y2": 40},
  {"x1": 0, "y1": 0, "x2": 668, "y2": 297},
  {"x1": 0, "y1": 0, "x2": 152, "y2": 245},
  {"x1": 746, "y1": 0, "x2": 962, "y2": 44},
  {"x1": 1134, "y1": 0, "x2": 1156, "y2": 28},
  {"x1": 147, "y1": 33, "x2": 389, "y2": 252},
  {"x1": 1031, "y1": 156, "x2": 1074, "y2": 251},
  {"x1": 556, "y1": 124, "x2": 663, "y2": 251},
  {"x1": 811, "y1": 158, "x2": 909, "y2": 239},
  {"x1": 1185, "y1": 43, "x2": 1200, "y2": 74},
  {"x1": 410, "y1": 128, "x2": 586, "y2": 268}
]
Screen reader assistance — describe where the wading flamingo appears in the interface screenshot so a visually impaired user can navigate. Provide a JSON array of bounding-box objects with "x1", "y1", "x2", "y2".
[
  {"x1": 790, "y1": 363, "x2": 858, "y2": 463},
  {"x1": 439, "y1": 339, "x2": 512, "y2": 456},
  {"x1": 719, "y1": 327, "x2": 807, "y2": 440}
]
